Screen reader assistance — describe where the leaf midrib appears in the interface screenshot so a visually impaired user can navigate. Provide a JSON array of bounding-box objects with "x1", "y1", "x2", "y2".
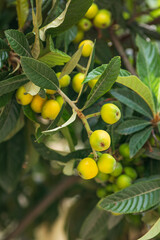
[
  {"x1": 0, "y1": 75, "x2": 28, "y2": 87},
  {"x1": 6, "y1": 32, "x2": 31, "y2": 57},
  {"x1": 100, "y1": 181, "x2": 160, "y2": 206},
  {"x1": 85, "y1": 58, "x2": 119, "y2": 107},
  {"x1": 22, "y1": 58, "x2": 59, "y2": 89}
]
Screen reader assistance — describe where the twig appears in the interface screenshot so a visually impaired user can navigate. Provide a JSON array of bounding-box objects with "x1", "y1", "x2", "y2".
[
  {"x1": 3, "y1": 176, "x2": 79, "y2": 240},
  {"x1": 109, "y1": 27, "x2": 137, "y2": 75}
]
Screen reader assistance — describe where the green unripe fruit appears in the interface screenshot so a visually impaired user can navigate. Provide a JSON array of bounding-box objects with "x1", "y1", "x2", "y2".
[
  {"x1": 111, "y1": 162, "x2": 123, "y2": 177},
  {"x1": 105, "y1": 184, "x2": 114, "y2": 193},
  {"x1": 56, "y1": 72, "x2": 71, "y2": 88},
  {"x1": 93, "y1": 9, "x2": 111, "y2": 29},
  {"x1": 89, "y1": 130, "x2": 111, "y2": 152},
  {"x1": 108, "y1": 175, "x2": 115, "y2": 183},
  {"x1": 119, "y1": 143, "x2": 130, "y2": 158},
  {"x1": 98, "y1": 154, "x2": 116, "y2": 174},
  {"x1": 78, "y1": 18, "x2": 92, "y2": 31},
  {"x1": 112, "y1": 184, "x2": 120, "y2": 193},
  {"x1": 77, "y1": 157, "x2": 98, "y2": 180},
  {"x1": 79, "y1": 40, "x2": 94, "y2": 57},
  {"x1": 73, "y1": 30, "x2": 84, "y2": 43},
  {"x1": 124, "y1": 167, "x2": 137, "y2": 180},
  {"x1": 100, "y1": 103, "x2": 121, "y2": 124},
  {"x1": 85, "y1": 3, "x2": 99, "y2": 19},
  {"x1": 56, "y1": 95, "x2": 64, "y2": 108},
  {"x1": 96, "y1": 188, "x2": 106, "y2": 198},
  {"x1": 72, "y1": 73, "x2": 85, "y2": 93},
  {"x1": 116, "y1": 174, "x2": 132, "y2": 189},
  {"x1": 96, "y1": 172, "x2": 109, "y2": 182},
  {"x1": 16, "y1": 86, "x2": 33, "y2": 105}
]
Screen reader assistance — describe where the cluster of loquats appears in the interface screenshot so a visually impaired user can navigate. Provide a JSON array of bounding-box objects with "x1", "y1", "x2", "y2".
[
  {"x1": 77, "y1": 103, "x2": 122, "y2": 181},
  {"x1": 15, "y1": 72, "x2": 71, "y2": 120},
  {"x1": 73, "y1": 2, "x2": 112, "y2": 45},
  {"x1": 95, "y1": 143, "x2": 145, "y2": 198}
]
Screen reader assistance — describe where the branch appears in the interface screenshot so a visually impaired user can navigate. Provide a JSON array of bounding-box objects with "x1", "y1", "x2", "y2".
[
  {"x1": 3, "y1": 176, "x2": 79, "y2": 240},
  {"x1": 109, "y1": 27, "x2": 137, "y2": 75}
]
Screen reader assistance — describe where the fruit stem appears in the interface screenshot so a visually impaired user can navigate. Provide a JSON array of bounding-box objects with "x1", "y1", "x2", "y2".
[
  {"x1": 86, "y1": 112, "x2": 101, "y2": 119},
  {"x1": 76, "y1": 63, "x2": 86, "y2": 73},
  {"x1": 58, "y1": 88, "x2": 98, "y2": 159}
]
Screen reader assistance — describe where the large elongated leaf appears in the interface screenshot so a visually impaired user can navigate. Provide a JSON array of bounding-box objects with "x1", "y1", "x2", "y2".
[
  {"x1": 16, "y1": 0, "x2": 29, "y2": 30},
  {"x1": 116, "y1": 120, "x2": 151, "y2": 135},
  {"x1": 79, "y1": 207, "x2": 109, "y2": 240},
  {"x1": 84, "y1": 57, "x2": 121, "y2": 109},
  {"x1": 38, "y1": 37, "x2": 70, "y2": 67},
  {"x1": 0, "y1": 100, "x2": 21, "y2": 143},
  {"x1": 136, "y1": 35, "x2": 160, "y2": 111},
  {"x1": 39, "y1": 0, "x2": 92, "y2": 39},
  {"x1": 116, "y1": 76, "x2": 156, "y2": 115},
  {"x1": 99, "y1": 177, "x2": 160, "y2": 214},
  {"x1": 145, "y1": 148, "x2": 160, "y2": 160},
  {"x1": 0, "y1": 74, "x2": 29, "y2": 96},
  {"x1": 110, "y1": 88, "x2": 153, "y2": 119},
  {"x1": 129, "y1": 127, "x2": 153, "y2": 158},
  {"x1": 21, "y1": 57, "x2": 59, "y2": 90},
  {"x1": 5, "y1": 30, "x2": 32, "y2": 57},
  {"x1": 0, "y1": 130, "x2": 25, "y2": 192},
  {"x1": 138, "y1": 218, "x2": 160, "y2": 240}
]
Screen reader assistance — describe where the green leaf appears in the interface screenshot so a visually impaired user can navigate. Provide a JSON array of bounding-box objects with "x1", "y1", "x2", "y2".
[
  {"x1": 5, "y1": 29, "x2": 31, "y2": 57},
  {"x1": 0, "y1": 129, "x2": 25, "y2": 192},
  {"x1": 0, "y1": 38, "x2": 10, "y2": 51},
  {"x1": 16, "y1": 0, "x2": 29, "y2": 30},
  {"x1": 21, "y1": 57, "x2": 59, "y2": 90},
  {"x1": 129, "y1": 127, "x2": 152, "y2": 158},
  {"x1": 116, "y1": 120, "x2": 151, "y2": 135},
  {"x1": 60, "y1": 45, "x2": 83, "y2": 78},
  {"x1": 0, "y1": 100, "x2": 21, "y2": 143},
  {"x1": 84, "y1": 56, "x2": 121, "y2": 109},
  {"x1": 0, "y1": 92, "x2": 13, "y2": 107},
  {"x1": 145, "y1": 148, "x2": 160, "y2": 160},
  {"x1": 79, "y1": 207, "x2": 109, "y2": 240},
  {"x1": 98, "y1": 177, "x2": 160, "y2": 214},
  {"x1": 38, "y1": 37, "x2": 70, "y2": 67},
  {"x1": 39, "y1": 0, "x2": 93, "y2": 39},
  {"x1": 136, "y1": 35, "x2": 160, "y2": 111},
  {"x1": 22, "y1": 104, "x2": 37, "y2": 122},
  {"x1": 110, "y1": 88, "x2": 153, "y2": 119},
  {"x1": 116, "y1": 75, "x2": 156, "y2": 115},
  {"x1": 138, "y1": 218, "x2": 160, "y2": 240},
  {"x1": 0, "y1": 38, "x2": 9, "y2": 69},
  {"x1": 0, "y1": 74, "x2": 29, "y2": 96}
]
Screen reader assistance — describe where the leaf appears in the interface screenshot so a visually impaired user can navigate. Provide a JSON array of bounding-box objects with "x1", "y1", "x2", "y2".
[
  {"x1": 79, "y1": 207, "x2": 109, "y2": 239},
  {"x1": 60, "y1": 45, "x2": 83, "y2": 78},
  {"x1": 138, "y1": 218, "x2": 160, "y2": 240},
  {"x1": 24, "y1": 81, "x2": 40, "y2": 96},
  {"x1": 63, "y1": 159, "x2": 75, "y2": 176},
  {"x1": 145, "y1": 148, "x2": 160, "y2": 160},
  {"x1": 21, "y1": 57, "x2": 59, "y2": 90},
  {"x1": 0, "y1": 74, "x2": 29, "y2": 96},
  {"x1": 5, "y1": 29, "x2": 31, "y2": 57},
  {"x1": 116, "y1": 75, "x2": 156, "y2": 115},
  {"x1": 16, "y1": 0, "x2": 29, "y2": 30},
  {"x1": 38, "y1": 36, "x2": 70, "y2": 67},
  {"x1": 39, "y1": 0, "x2": 92, "y2": 40},
  {"x1": 0, "y1": 93, "x2": 13, "y2": 107},
  {"x1": 110, "y1": 88, "x2": 153, "y2": 119},
  {"x1": 42, "y1": 109, "x2": 77, "y2": 134},
  {"x1": 0, "y1": 100, "x2": 21, "y2": 143},
  {"x1": 98, "y1": 177, "x2": 160, "y2": 214},
  {"x1": 31, "y1": 8, "x2": 40, "y2": 59},
  {"x1": 84, "y1": 56, "x2": 121, "y2": 109},
  {"x1": 0, "y1": 38, "x2": 9, "y2": 69},
  {"x1": 0, "y1": 130, "x2": 25, "y2": 192},
  {"x1": 22, "y1": 105, "x2": 37, "y2": 122},
  {"x1": 39, "y1": 0, "x2": 71, "y2": 41},
  {"x1": 136, "y1": 35, "x2": 160, "y2": 111},
  {"x1": 35, "y1": 0, "x2": 42, "y2": 27},
  {"x1": 129, "y1": 127, "x2": 153, "y2": 158},
  {"x1": 116, "y1": 120, "x2": 151, "y2": 135}
]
